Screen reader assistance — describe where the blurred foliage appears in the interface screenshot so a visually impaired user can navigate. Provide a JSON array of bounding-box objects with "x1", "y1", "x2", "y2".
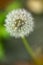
[
  {"x1": 0, "y1": 42, "x2": 5, "y2": 60},
  {"x1": 0, "y1": 12, "x2": 6, "y2": 25},
  {"x1": 6, "y1": 1, "x2": 23, "y2": 13},
  {"x1": 0, "y1": 12, "x2": 10, "y2": 39},
  {"x1": 0, "y1": 25, "x2": 9, "y2": 38}
]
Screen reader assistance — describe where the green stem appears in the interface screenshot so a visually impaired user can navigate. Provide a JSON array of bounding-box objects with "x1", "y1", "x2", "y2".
[
  {"x1": 21, "y1": 36, "x2": 35, "y2": 58},
  {"x1": 21, "y1": 36, "x2": 38, "y2": 64}
]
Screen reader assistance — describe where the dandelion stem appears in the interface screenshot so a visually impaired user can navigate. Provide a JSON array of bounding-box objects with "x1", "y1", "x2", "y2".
[
  {"x1": 21, "y1": 36, "x2": 35, "y2": 58},
  {"x1": 21, "y1": 36, "x2": 39, "y2": 65}
]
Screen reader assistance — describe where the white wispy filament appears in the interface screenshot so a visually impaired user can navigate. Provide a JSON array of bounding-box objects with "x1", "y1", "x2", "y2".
[{"x1": 5, "y1": 9, "x2": 34, "y2": 38}]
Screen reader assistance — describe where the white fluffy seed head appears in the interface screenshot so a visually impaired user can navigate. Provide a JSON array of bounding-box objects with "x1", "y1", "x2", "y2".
[{"x1": 5, "y1": 9, "x2": 34, "y2": 38}]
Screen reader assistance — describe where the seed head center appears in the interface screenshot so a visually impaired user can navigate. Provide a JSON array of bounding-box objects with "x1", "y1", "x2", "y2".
[{"x1": 14, "y1": 19, "x2": 25, "y2": 29}]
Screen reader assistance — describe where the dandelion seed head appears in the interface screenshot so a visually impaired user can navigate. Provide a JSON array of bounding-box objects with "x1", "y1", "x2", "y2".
[{"x1": 5, "y1": 9, "x2": 34, "y2": 38}]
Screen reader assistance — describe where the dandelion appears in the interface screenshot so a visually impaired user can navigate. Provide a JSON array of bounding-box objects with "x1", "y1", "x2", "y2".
[
  {"x1": 5, "y1": 9, "x2": 34, "y2": 38},
  {"x1": 5, "y1": 9, "x2": 37, "y2": 63}
]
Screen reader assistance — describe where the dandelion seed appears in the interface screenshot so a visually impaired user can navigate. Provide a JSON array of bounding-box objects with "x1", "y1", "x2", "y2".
[{"x1": 5, "y1": 9, "x2": 34, "y2": 38}]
